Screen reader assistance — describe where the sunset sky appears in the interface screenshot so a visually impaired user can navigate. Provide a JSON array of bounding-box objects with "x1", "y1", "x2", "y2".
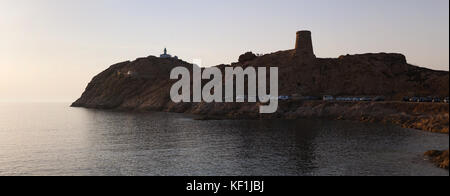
[{"x1": 0, "y1": 0, "x2": 449, "y2": 102}]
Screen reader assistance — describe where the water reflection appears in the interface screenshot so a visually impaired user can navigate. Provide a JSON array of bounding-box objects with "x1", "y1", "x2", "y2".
[{"x1": 0, "y1": 103, "x2": 448, "y2": 176}]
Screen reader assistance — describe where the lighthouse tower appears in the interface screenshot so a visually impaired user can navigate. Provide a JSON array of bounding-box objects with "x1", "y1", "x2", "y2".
[{"x1": 160, "y1": 48, "x2": 172, "y2": 58}]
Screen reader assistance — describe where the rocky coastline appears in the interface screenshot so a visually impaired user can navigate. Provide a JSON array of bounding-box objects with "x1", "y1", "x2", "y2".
[{"x1": 72, "y1": 31, "x2": 449, "y2": 169}]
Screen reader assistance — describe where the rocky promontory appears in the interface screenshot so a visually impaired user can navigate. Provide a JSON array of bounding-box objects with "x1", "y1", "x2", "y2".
[
  {"x1": 72, "y1": 31, "x2": 449, "y2": 134},
  {"x1": 72, "y1": 52, "x2": 449, "y2": 133}
]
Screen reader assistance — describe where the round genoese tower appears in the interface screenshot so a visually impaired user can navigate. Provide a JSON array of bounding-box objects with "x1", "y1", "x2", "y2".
[{"x1": 295, "y1": 30, "x2": 315, "y2": 58}]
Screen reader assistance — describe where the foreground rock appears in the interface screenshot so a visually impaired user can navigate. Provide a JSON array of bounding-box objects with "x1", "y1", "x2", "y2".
[
  {"x1": 281, "y1": 101, "x2": 449, "y2": 134},
  {"x1": 425, "y1": 150, "x2": 449, "y2": 169}
]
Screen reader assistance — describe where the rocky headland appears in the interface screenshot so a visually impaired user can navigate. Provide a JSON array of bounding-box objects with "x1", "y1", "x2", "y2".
[
  {"x1": 71, "y1": 51, "x2": 449, "y2": 133},
  {"x1": 72, "y1": 31, "x2": 449, "y2": 169}
]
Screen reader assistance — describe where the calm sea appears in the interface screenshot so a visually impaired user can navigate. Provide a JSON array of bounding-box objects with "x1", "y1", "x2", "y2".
[{"x1": 0, "y1": 102, "x2": 448, "y2": 176}]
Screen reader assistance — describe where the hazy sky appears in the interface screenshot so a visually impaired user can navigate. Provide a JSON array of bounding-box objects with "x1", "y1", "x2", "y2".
[{"x1": 0, "y1": 0, "x2": 449, "y2": 102}]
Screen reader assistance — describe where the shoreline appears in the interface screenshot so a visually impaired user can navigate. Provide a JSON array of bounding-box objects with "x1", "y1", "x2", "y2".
[{"x1": 72, "y1": 101, "x2": 449, "y2": 134}]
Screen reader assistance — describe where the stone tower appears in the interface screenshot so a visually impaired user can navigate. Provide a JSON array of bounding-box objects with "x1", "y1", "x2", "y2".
[{"x1": 295, "y1": 30, "x2": 315, "y2": 58}]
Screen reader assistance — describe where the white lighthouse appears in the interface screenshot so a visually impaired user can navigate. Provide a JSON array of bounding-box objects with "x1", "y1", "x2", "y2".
[{"x1": 160, "y1": 48, "x2": 178, "y2": 59}]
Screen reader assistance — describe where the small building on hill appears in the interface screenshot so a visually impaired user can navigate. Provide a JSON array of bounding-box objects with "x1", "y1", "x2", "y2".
[{"x1": 160, "y1": 48, "x2": 178, "y2": 59}]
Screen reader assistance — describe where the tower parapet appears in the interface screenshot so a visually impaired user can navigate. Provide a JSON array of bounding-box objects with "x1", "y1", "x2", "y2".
[{"x1": 295, "y1": 30, "x2": 315, "y2": 58}]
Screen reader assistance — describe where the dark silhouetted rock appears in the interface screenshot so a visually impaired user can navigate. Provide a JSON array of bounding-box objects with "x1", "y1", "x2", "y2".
[
  {"x1": 238, "y1": 52, "x2": 257, "y2": 63},
  {"x1": 72, "y1": 31, "x2": 449, "y2": 134}
]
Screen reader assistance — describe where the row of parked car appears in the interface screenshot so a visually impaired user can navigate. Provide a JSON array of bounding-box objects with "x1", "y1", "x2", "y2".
[
  {"x1": 323, "y1": 96, "x2": 386, "y2": 102},
  {"x1": 403, "y1": 97, "x2": 449, "y2": 103},
  {"x1": 234, "y1": 95, "x2": 449, "y2": 103},
  {"x1": 234, "y1": 95, "x2": 291, "y2": 101}
]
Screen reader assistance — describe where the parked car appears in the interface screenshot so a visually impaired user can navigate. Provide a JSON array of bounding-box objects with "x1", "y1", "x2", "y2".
[
  {"x1": 299, "y1": 96, "x2": 321, "y2": 101},
  {"x1": 403, "y1": 97, "x2": 410, "y2": 102},
  {"x1": 373, "y1": 96, "x2": 385, "y2": 102},
  {"x1": 419, "y1": 97, "x2": 433, "y2": 102},
  {"x1": 432, "y1": 97, "x2": 441, "y2": 103},
  {"x1": 236, "y1": 95, "x2": 246, "y2": 102},
  {"x1": 409, "y1": 97, "x2": 419, "y2": 102},
  {"x1": 323, "y1": 95, "x2": 334, "y2": 101},
  {"x1": 443, "y1": 97, "x2": 449, "y2": 103},
  {"x1": 278, "y1": 96, "x2": 290, "y2": 100},
  {"x1": 258, "y1": 95, "x2": 279, "y2": 101},
  {"x1": 360, "y1": 97, "x2": 372, "y2": 102},
  {"x1": 336, "y1": 97, "x2": 353, "y2": 101}
]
